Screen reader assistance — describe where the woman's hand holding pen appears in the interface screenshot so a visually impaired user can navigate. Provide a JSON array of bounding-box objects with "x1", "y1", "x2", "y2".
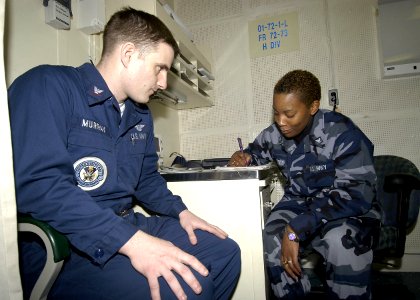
[
  {"x1": 228, "y1": 151, "x2": 251, "y2": 167},
  {"x1": 228, "y1": 137, "x2": 251, "y2": 167}
]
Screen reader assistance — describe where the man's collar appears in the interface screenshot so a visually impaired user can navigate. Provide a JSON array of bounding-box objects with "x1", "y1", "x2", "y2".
[{"x1": 78, "y1": 63, "x2": 113, "y2": 105}]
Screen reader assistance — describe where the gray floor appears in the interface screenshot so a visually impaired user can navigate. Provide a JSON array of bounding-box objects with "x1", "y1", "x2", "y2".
[
  {"x1": 306, "y1": 269, "x2": 420, "y2": 300},
  {"x1": 372, "y1": 271, "x2": 420, "y2": 300}
]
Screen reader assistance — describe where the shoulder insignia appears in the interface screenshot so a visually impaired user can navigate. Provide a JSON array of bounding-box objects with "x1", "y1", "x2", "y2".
[{"x1": 73, "y1": 157, "x2": 107, "y2": 191}]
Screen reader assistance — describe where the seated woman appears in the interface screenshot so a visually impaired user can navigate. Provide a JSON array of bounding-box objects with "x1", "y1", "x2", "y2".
[{"x1": 229, "y1": 69, "x2": 379, "y2": 299}]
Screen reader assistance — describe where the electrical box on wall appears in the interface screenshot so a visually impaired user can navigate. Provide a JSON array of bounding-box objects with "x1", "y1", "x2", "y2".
[
  {"x1": 77, "y1": 0, "x2": 105, "y2": 34},
  {"x1": 377, "y1": 0, "x2": 420, "y2": 78},
  {"x1": 45, "y1": 0, "x2": 71, "y2": 30},
  {"x1": 328, "y1": 89, "x2": 339, "y2": 106},
  {"x1": 384, "y1": 62, "x2": 420, "y2": 78}
]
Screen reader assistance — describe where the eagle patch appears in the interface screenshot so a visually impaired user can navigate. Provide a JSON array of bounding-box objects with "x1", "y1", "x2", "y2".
[{"x1": 73, "y1": 157, "x2": 107, "y2": 191}]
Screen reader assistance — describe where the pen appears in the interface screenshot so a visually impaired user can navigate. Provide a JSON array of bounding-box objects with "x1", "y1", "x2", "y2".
[{"x1": 237, "y1": 137, "x2": 244, "y2": 153}]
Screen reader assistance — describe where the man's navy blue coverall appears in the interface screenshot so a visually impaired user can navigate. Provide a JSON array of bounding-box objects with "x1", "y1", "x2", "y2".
[{"x1": 8, "y1": 63, "x2": 240, "y2": 299}]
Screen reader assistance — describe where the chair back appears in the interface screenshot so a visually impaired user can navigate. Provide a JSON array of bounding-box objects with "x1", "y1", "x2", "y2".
[{"x1": 373, "y1": 155, "x2": 420, "y2": 258}]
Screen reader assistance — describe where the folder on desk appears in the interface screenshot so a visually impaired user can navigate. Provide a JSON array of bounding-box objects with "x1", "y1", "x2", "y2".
[{"x1": 202, "y1": 158, "x2": 230, "y2": 169}]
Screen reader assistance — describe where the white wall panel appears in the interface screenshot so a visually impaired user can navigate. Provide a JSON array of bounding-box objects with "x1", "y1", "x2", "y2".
[
  {"x1": 174, "y1": 0, "x2": 420, "y2": 269},
  {"x1": 174, "y1": 0, "x2": 420, "y2": 166}
]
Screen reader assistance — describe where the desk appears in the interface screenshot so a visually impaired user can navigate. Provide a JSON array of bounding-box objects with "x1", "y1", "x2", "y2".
[{"x1": 161, "y1": 165, "x2": 282, "y2": 300}]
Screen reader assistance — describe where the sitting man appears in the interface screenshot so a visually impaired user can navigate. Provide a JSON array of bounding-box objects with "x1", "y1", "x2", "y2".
[
  {"x1": 9, "y1": 7, "x2": 240, "y2": 300},
  {"x1": 229, "y1": 70, "x2": 379, "y2": 299}
]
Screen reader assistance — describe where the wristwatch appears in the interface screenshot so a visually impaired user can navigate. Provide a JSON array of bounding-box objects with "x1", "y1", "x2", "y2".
[{"x1": 287, "y1": 230, "x2": 300, "y2": 243}]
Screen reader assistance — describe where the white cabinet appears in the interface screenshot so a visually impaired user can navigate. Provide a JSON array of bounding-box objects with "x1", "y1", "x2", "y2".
[
  {"x1": 164, "y1": 168, "x2": 281, "y2": 300},
  {"x1": 104, "y1": 0, "x2": 214, "y2": 109}
]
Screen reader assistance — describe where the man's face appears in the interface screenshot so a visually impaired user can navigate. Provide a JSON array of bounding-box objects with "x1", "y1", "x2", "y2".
[
  {"x1": 273, "y1": 92, "x2": 319, "y2": 138},
  {"x1": 124, "y1": 42, "x2": 174, "y2": 104}
]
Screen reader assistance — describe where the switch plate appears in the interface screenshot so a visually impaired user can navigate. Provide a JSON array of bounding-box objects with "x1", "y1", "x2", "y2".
[{"x1": 328, "y1": 89, "x2": 339, "y2": 106}]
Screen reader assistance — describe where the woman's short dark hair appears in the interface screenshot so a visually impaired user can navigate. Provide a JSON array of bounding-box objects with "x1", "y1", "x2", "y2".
[
  {"x1": 273, "y1": 70, "x2": 321, "y2": 107},
  {"x1": 102, "y1": 7, "x2": 179, "y2": 58}
]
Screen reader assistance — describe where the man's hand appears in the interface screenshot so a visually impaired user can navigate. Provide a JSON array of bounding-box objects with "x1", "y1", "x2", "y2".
[
  {"x1": 228, "y1": 151, "x2": 251, "y2": 167},
  {"x1": 281, "y1": 225, "x2": 301, "y2": 280},
  {"x1": 119, "y1": 230, "x2": 209, "y2": 300},
  {"x1": 179, "y1": 210, "x2": 228, "y2": 245}
]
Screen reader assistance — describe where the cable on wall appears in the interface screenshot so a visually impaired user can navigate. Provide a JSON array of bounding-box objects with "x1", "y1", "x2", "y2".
[{"x1": 323, "y1": 0, "x2": 338, "y2": 111}]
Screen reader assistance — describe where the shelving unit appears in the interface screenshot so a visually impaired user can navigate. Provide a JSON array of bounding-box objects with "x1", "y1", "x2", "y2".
[{"x1": 105, "y1": 0, "x2": 214, "y2": 109}]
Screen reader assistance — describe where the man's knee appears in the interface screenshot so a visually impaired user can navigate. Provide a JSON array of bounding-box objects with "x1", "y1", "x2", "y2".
[{"x1": 222, "y1": 237, "x2": 241, "y2": 272}]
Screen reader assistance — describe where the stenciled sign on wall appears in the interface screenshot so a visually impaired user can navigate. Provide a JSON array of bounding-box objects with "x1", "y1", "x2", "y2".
[{"x1": 248, "y1": 12, "x2": 299, "y2": 58}]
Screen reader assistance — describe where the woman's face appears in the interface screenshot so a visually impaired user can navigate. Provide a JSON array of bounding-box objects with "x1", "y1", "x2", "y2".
[{"x1": 273, "y1": 92, "x2": 319, "y2": 138}]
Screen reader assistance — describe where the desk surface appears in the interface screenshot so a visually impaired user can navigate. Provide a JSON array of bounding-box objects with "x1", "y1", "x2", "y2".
[{"x1": 160, "y1": 163, "x2": 278, "y2": 182}]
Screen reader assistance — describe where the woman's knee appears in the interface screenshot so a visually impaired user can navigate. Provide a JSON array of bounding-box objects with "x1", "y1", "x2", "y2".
[
  {"x1": 321, "y1": 220, "x2": 373, "y2": 256},
  {"x1": 317, "y1": 223, "x2": 373, "y2": 271}
]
